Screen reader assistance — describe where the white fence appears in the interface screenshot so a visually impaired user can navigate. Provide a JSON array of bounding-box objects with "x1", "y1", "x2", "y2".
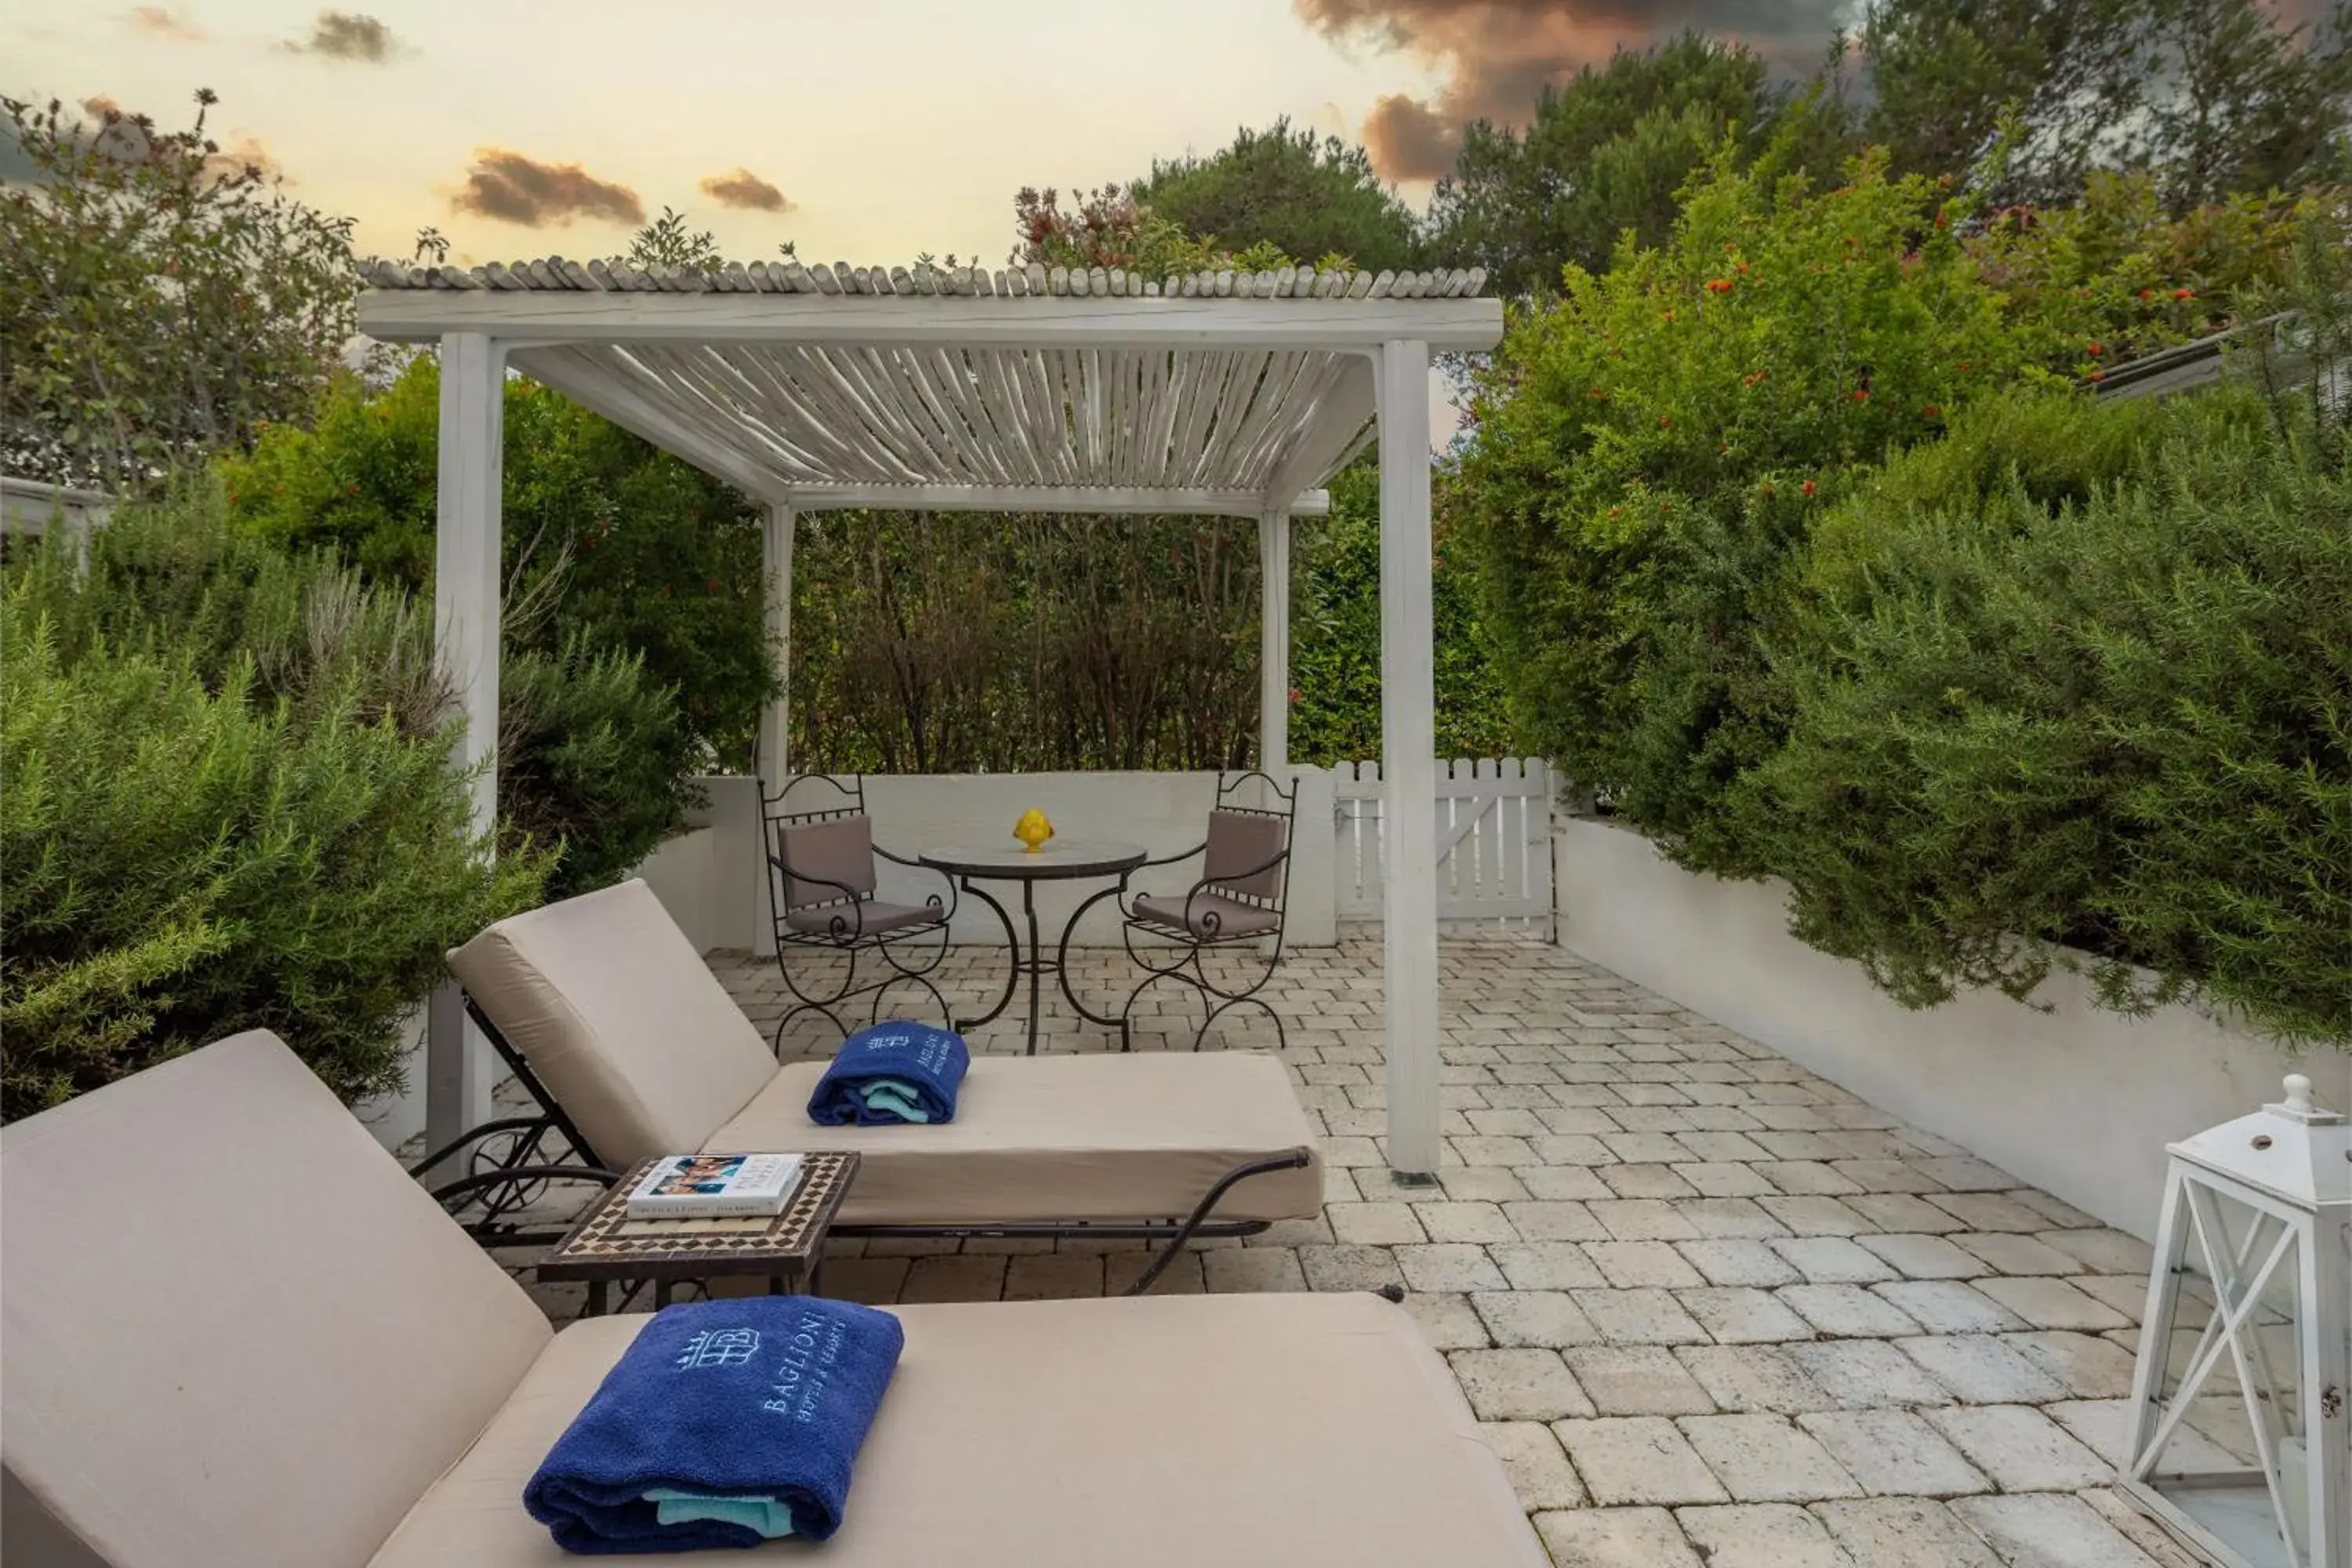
[{"x1": 1331, "y1": 757, "x2": 1555, "y2": 934}]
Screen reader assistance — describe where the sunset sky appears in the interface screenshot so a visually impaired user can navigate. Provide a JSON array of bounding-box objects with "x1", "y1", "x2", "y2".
[{"x1": 2, "y1": 2, "x2": 1867, "y2": 267}]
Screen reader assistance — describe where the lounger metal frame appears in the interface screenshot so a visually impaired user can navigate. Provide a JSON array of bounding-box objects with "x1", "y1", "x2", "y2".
[{"x1": 421, "y1": 999, "x2": 1312, "y2": 1295}]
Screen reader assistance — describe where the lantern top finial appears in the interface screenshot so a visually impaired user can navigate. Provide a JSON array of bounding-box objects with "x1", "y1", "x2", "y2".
[{"x1": 2264, "y1": 1073, "x2": 2343, "y2": 1127}]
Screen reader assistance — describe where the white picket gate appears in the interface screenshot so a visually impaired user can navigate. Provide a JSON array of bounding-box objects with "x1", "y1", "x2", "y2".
[{"x1": 1330, "y1": 757, "x2": 1555, "y2": 934}]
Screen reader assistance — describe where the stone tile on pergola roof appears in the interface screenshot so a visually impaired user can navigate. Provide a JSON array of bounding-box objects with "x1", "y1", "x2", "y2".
[{"x1": 357, "y1": 254, "x2": 1504, "y2": 1196}]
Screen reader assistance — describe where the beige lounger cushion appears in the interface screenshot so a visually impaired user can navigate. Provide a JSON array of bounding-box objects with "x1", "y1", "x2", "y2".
[
  {"x1": 448, "y1": 877, "x2": 775, "y2": 1167},
  {"x1": 368, "y1": 1293, "x2": 1548, "y2": 1568},
  {"x1": 710, "y1": 1052, "x2": 1325, "y2": 1225},
  {"x1": 0, "y1": 1033, "x2": 553, "y2": 1568}
]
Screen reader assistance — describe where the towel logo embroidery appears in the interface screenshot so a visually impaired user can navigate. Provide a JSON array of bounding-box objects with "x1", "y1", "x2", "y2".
[
  {"x1": 764, "y1": 1312, "x2": 848, "y2": 1421},
  {"x1": 675, "y1": 1327, "x2": 762, "y2": 1370}
]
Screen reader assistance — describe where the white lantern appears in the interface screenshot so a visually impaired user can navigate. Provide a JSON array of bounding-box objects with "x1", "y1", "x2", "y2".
[{"x1": 2123, "y1": 1073, "x2": 2350, "y2": 1568}]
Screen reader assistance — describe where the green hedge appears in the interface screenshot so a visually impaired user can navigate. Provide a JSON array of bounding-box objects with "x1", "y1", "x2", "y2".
[
  {"x1": 1745, "y1": 386, "x2": 2350, "y2": 1042},
  {"x1": 1, "y1": 492, "x2": 546, "y2": 1120},
  {"x1": 1458, "y1": 151, "x2": 2045, "y2": 873}
]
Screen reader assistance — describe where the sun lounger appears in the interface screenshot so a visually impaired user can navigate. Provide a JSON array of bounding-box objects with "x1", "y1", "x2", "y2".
[
  {"x1": 436, "y1": 879, "x2": 1324, "y2": 1277},
  {"x1": 0, "y1": 1033, "x2": 1548, "y2": 1567}
]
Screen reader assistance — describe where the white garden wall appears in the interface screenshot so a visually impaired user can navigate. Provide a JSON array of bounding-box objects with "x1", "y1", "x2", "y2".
[{"x1": 1554, "y1": 816, "x2": 2350, "y2": 1242}]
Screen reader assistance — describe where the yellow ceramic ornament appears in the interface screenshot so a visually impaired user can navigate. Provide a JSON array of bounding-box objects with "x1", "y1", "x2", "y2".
[{"x1": 1012, "y1": 809, "x2": 1054, "y2": 853}]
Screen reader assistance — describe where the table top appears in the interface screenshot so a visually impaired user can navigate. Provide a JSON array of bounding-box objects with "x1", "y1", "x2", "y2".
[
  {"x1": 538, "y1": 1151, "x2": 860, "y2": 1283},
  {"x1": 918, "y1": 840, "x2": 1147, "y2": 879}
]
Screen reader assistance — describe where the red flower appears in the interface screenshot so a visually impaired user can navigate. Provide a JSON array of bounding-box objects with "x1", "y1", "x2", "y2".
[
  {"x1": 1705, "y1": 278, "x2": 1733, "y2": 294},
  {"x1": 1933, "y1": 212, "x2": 1949, "y2": 229},
  {"x1": 1657, "y1": 415, "x2": 1671, "y2": 428},
  {"x1": 1958, "y1": 360, "x2": 1972, "y2": 372},
  {"x1": 1287, "y1": 686, "x2": 1301, "y2": 706},
  {"x1": 1802, "y1": 479, "x2": 1817, "y2": 497},
  {"x1": 1922, "y1": 405, "x2": 1941, "y2": 419},
  {"x1": 1851, "y1": 387, "x2": 1869, "y2": 401},
  {"x1": 1734, "y1": 260, "x2": 1751, "y2": 274},
  {"x1": 2086, "y1": 341, "x2": 2104, "y2": 357},
  {"x1": 2174, "y1": 287, "x2": 2194, "y2": 300},
  {"x1": 2138, "y1": 288, "x2": 2154, "y2": 301}
]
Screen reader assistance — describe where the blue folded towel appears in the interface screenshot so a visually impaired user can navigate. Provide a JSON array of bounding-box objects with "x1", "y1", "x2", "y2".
[
  {"x1": 808, "y1": 1021, "x2": 969, "y2": 1126},
  {"x1": 524, "y1": 1297, "x2": 905, "y2": 1554}
]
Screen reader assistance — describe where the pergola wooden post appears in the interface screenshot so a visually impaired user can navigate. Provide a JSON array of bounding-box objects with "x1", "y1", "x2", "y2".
[
  {"x1": 361, "y1": 257, "x2": 1500, "y2": 1185},
  {"x1": 1258, "y1": 508, "x2": 1290, "y2": 778}
]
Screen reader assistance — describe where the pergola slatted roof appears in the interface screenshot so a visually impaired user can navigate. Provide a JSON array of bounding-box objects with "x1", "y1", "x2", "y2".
[
  {"x1": 370, "y1": 253, "x2": 1502, "y2": 1189},
  {"x1": 358, "y1": 257, "x2": 1491, "y2": 515}
]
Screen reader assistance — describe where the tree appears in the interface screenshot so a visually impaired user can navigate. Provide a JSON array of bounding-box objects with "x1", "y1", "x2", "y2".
[
  {"x1": 1860, "y1": 0, "x2": 2352, "y2": 206},
  {"x1": 2129, "y1": 0, "x2": 2352, "y2": 211},
  {"x1": 1427, "y1": 34, "x2": 1853, "y2": 296},
  {"x1": 1130, "y1": 118, "x2": 1418, "y2": 274},
  {"x1": 1860, "y1": 0, "x2": 2138, "y2": 199},
  {"x1": 0, "y1": 90, "x2": 357, "y2": 492}
]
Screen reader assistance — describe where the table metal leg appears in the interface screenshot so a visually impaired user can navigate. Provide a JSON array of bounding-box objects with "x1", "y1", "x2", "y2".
[
  {"x1": 1022, "y1": 879, "x2": 1043, "y2": 1055},
  {"x1": 953, "y1": 876, "x2": 1020, "y2": 1033},
  {"x1": 585, "y1": 1279, "x2": 608, "y2": 1318}
]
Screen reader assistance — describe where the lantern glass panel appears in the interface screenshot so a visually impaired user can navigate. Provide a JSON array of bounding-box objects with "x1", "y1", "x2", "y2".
[{"x1": 2141, "y1": 1178, "x2": 2311, "y2": 1566}]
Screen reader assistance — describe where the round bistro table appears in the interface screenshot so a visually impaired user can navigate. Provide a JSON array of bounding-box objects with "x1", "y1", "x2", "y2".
[{"x1": 916, "y1": 840, "x2": 1146, "y2": 1055}]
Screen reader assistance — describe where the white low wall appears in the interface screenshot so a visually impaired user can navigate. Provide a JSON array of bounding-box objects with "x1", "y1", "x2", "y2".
[
  {"x1": 633, "y1": 823, "x2": 720, "y2": 953},
  {"x1": 353, "y1": 1008, "x2": 428, "y2": 1153},
  {"x1": 1554, "y1": 818, "x2": 2350, "y2": 1242},
  {"x1": 673, "y1": 771, "x2": 1337, "y2": 956}
]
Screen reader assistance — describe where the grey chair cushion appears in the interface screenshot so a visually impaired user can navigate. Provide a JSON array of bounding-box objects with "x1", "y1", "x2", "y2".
[
  {"x1": 1204, "y1": 808, "x2": 1286, "y2": 900},
  {"x1": 780, "y1": 815, "x2": 877, "y2": 908},
  {"x1": 1133, "y1": 891, "x2": 1279, "y2": 938},
  {"x1": 785, "y1": 898, "x2": 945, "y2": 938}
]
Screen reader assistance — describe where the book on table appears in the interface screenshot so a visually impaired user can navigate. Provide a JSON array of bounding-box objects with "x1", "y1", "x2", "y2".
[{"x1": 623, "y1": 1152, "x2": 805, "y2": 1220}]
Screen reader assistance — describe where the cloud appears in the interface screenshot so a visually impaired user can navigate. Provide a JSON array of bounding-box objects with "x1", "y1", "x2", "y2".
[
  {"x1": 207, "y1": 132, "x2": 283, "y2": 182},
  {"x1": 282, "y1": 10, "x2": 402, "y2": 62},
  {"x1": 698, "y1": 167, "x2": 793, "y2": 212},
  {"x1": 123, "y1": 5, "x2": 205, "y2": 41},
  {"x1": 450, "y1": 148, "x2": 644, "y2": 227},
  {"x1": 1298, "y1": 0, "x2": 1849, "y2": 180}
]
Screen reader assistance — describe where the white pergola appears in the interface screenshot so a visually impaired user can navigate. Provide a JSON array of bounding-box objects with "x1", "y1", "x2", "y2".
[{"x1": 357, "y1": 253, "x2": 1503, "y2": 1184}]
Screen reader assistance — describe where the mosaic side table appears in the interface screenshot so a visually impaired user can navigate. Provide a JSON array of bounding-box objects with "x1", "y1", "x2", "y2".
[{"x1": 539, "y1": 1151, "x2": 860, "y2": 1317}]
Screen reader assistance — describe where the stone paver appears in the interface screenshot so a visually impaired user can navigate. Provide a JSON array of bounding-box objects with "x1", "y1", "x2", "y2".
[
  {"x1": 1452, "y1": 1348, "x2": 1595, "y2": 1421},
  {"x1": 1553, "y1": 1417, "x2": 1730, "y2": 1505},
  {"x1": 1565, "y1": 1345, "x2": 1719, "y2": 1416},
  {"x1": 1900, "y1": 1334, "x2": 2071, "y2": 1403},
  {"x1": 1536, "y1": 1506, "x2": 1704, "y2": 1567},
  {"x1": 1926, "y1": 1405, "x2": 2114, "y2": 1491},
  {"x1": 1814, "y1": 1497, "x2": 2005, "y2": 1567},
  {"x1": 1680, "y1": 1503, "x2": 1858, "y2": 1566},
  {"x1": 1947, "y1": 1494, "x2": 2161, "y2": 1567},
  {"x1": 1483, "y1": 1421, "x2": 1588, "y2": 1509},
  {"x1": 463, "y1": 933, "x2": 2181, "y2": 1566},
  {"x1": 1679, "y1": 1414, "x2": 1863, "y2": 1502},
  {"x1": 1798, "y1": 1409, "x2": 1993, "y2": 1497}
]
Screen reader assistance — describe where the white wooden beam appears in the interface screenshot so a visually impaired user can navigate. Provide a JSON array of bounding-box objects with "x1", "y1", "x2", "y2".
[
  {"x1": 1260, "y1": 354, "x2": 1376, "y2": 511},
  {"x1": 786, "y1": 484, "x2": 1329, "y2": 517},
  {"x1": 754, "y1": 499, "x2": 793, "y2": 963},
  {"x1": 509, "y1": 347, "x2": 786, "y2": 503},
  {"x1": 758, "y1": 499, "x2": 794, "y2": 797},
  {"x1": 1259, "y1": 510, "x2": 1291, "y2": 777},
  {"x1": 358, "y1": 290, "x2": 1506, "y2": 354},
  {"x1": 1377, "y1": 338, "x2": 1442, "y2": 1181},
  {"x1": 424, "y1": 331, "x2": 504, "y2": 1171}
]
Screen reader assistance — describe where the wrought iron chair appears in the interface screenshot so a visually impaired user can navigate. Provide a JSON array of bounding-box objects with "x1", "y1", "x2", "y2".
[
  {"x1": 762, "y1": 772, "x2": 956, "y2": 1050},
  {"x1": 1070, "y1": 771, "x2": 1297, "y2": 1052}
]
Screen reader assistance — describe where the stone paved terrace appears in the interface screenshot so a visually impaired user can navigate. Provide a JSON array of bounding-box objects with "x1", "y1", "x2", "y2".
[{"x1": 510, "y1": 934, "x2": 2223, "y2": 1568}]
